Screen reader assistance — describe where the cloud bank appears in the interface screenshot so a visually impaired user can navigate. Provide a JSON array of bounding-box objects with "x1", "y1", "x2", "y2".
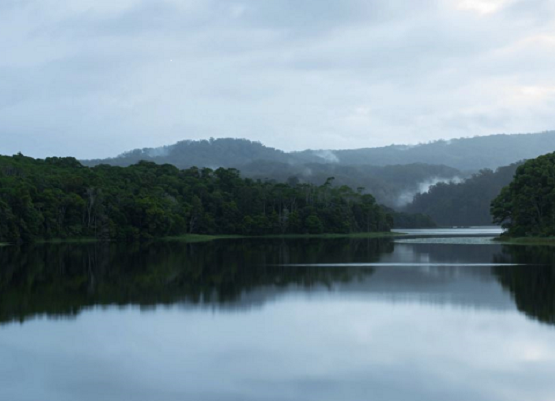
[{"x1": 1, "y1": 0, "x2": 555, "y2": 158}]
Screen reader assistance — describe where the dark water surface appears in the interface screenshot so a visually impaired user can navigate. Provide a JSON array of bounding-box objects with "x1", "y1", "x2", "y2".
[{"x1": 1, "y1": 229, "x2": 555, "y2": 400}]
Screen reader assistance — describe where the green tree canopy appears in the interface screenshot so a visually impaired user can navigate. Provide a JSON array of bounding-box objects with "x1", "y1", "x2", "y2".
[
  {"x1": 0, "y1": 154, "x2": 394, "y2": 243},
  {"x1": 491, "y1": 152, "x2": 555, "y2": 237}
]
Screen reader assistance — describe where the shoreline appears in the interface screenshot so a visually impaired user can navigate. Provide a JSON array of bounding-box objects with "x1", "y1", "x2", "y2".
[
  {"x1": 13, "y1": 232, "x2": 555, "y2": 247},
  {"x1": 259, "y1": 232, "x2": 404, "y2": 239},
  {"x1": 164, "y1": 232, "x2": 404, "y2": 242},
  {"x1": 0, "y1": 232, "x2": 404, "y2": 246},
  {"x1": 493, "y1": 236, "x2": 555, "y2": 246}
]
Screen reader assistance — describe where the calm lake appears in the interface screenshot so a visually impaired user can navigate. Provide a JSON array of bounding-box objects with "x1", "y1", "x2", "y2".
[{"x1": 1, "y1": 228, "x2": 555, "y2": 401}]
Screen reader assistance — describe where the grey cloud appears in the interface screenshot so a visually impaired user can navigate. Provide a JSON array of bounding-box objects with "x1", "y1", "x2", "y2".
[{"x1": 0, "y1": 0, "x2": 554, "y2": 158}]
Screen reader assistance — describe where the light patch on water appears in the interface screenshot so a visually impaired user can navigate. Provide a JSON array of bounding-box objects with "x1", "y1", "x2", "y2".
[
  {"x1": 395, "y1": 237, "x2": 498, "y2": 245},
  {"x1": 399, "y1": 227, "x2": 504, "y2": 236},
  {"x1": 279, "y1": 263, "x2": 521, "y2": 267}
]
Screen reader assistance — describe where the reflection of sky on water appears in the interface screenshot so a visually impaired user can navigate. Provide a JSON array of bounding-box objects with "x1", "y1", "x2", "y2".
[
  {"x1": 2, "y1": 300, "x2": 555, "y2": 401},
  {"x1": 235, "y1": 263, "x2": 516, "y2": 313}
]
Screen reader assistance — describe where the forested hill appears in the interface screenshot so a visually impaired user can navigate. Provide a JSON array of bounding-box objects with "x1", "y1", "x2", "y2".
[
  {"x1": 83, "y1": 139, "x2": 465, "y2": 207},
  {"x1": 83, "y1": 131, "x2": 555, "y2": 171},
  {"x1": 405, "y1": 162, "x2": 522, "y2": 226},
  {"x1": 0, "y1": 154, "x2": 392, "y2": 243},
  {"x1": 84, "y1": 138, "x2": 292, "y2": 169}
]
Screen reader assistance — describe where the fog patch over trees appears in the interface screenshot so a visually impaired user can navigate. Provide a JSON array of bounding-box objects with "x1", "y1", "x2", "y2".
[{"x1": 395, "y1": 176, "x2": 464, "y2": 208}]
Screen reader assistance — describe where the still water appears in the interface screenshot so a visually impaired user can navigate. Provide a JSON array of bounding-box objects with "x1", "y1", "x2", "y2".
[{"x1": 1, "y1": 229, "x2": 555, "y2": 401}]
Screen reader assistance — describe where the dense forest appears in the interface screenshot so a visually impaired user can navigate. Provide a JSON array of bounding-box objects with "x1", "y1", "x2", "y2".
[
  {"x1": 491, "y1": 152, "x2": 555, "y2": 237},
  {"x1": 84, "y1": 131, "x2": 555, "y2": 171},
  {"x1": 405, "y1": 163, "x2": 521, "y2": 226},
  {"x1": 0, "y1": 154, "x2": 393, "y2": 243}
]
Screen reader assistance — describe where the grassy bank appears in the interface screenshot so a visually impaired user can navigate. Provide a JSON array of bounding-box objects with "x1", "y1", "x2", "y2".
[
  {"x1": 0, "y1": 235, "x2": 236, "y2": 246},
  {"x1": 494, "y1": 236, "x2": 555, "y2": 246},
  {"x1": 0, "y1": 231, "x2": 403, "y2": 246}
]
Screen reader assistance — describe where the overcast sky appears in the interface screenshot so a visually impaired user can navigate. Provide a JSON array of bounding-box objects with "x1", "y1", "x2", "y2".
[{"x1": 1, "y1": 0, "x2": 555, "y2": 159}]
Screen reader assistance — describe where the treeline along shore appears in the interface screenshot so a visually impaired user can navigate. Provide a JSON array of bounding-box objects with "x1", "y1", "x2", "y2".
[
  {"x1": 2, "y1": 146, "x2": 554, "y2": 245},
  {"x1": 0, "y1": 154, "x2": 394, "y2": 243}
]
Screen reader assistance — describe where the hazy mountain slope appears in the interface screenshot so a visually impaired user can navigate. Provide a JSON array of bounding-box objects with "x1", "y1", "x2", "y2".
[
  {"x1": 80, "y1": 132, "x2": 554, "y2": 213},
  {"x1": 305, "y1": 132, "x2": 555, "y2": 170},
  {"x1": 84, "y1": 131, "x2": 555, "y2": 172},
  {"x1": 405, "y1": 162, "x2": 522, "y2": 226}
]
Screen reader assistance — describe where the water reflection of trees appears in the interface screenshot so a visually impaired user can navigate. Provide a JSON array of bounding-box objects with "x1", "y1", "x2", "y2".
[
  {"x1": 493, "y1": 246, "x2": 555, "y2": 326},
  {"x1": 0, "y1": 238, "x2": 392, "y2": 324}
]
